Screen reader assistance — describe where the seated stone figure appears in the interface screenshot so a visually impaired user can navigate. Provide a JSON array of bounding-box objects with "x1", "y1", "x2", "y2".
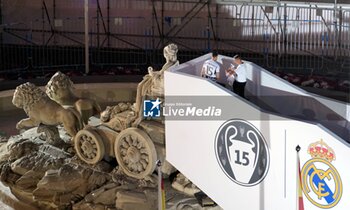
[
  {"x1": 46, "y1": 72, "x2": 101, "y2": 125},
  {"x1": 12, "y1": 82, "x2": 83, "y2": 137},
  {"x1": 132, "y1": 43, "x2": 179, "y2": 126}
]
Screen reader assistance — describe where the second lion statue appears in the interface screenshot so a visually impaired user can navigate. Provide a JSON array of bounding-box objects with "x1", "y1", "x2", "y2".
[
  {"x1": 46, "y1": 72, "x2": 101, "y2": 125},
  {"x1": 12, "y1": 82, "x2": 83, "y2": 137}
]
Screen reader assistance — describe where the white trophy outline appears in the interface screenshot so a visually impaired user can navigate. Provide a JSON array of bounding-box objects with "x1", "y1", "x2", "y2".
[
  {"x1": 224, "y1": 125, "x2": 260, "y2": 184},
  {"x1": 246, "y1": 130, "x2": 260, "y2": 169},
  {"x1": 224, "y1": 125, "x2": 237, "y2": 162}
]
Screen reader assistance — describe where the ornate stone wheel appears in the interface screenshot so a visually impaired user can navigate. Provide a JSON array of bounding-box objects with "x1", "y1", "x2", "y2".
[
  {"x1": 74, "y1": 129, "x2": 105, "y2": 164},
  {"x1": 115, "y1": 128, "x2": 157, "y2": 179}
]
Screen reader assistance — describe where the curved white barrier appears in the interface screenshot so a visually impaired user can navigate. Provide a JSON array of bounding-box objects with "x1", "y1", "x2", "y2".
[{"x1": 164, "y1": 56, "x2": 350, "y2": 210}]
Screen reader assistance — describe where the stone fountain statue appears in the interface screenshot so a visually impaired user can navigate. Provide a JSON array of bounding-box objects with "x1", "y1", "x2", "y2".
[
  {"x1": 132, "y1": 43, "x2": 179, "y2": 126},
  {"x1": 46, "y1": 71, "x2": 101, "y2": 125},
  {"x1": 12, "y1": 82, "x2": 82, "y2": 137},
  {"x1": 0, "y1": 44, "x2": 219, "y2": 210}
]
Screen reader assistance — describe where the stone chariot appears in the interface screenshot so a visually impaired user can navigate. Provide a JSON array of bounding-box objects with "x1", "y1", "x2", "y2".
[{"x1": 73, "y1": 44, "x2": 179, "y2": 180}]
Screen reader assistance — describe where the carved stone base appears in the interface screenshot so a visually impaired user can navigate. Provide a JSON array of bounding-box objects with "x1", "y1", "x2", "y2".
[
  {"x1": 37, "y1": 124, "x2": 69, "y2": 148},
  {"x1": 171, "y1": 173, "x2": 201, "y2": 196},
  {"x1": 0, "y1": 125, "x2": 221, "y2": 210}
]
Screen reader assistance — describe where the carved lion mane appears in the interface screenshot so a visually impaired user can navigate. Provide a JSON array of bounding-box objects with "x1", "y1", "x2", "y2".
[
  {"x1": 12, "y1": 82, "x2": 49, "y2": 114},
  {"x1": 12, "y1": 82, "x2": 83, "y2": 137},
  {"x1": 45, "y1": 71, "x2": 74, "y2": 102},
  {"x1": 45, "y1": 71, "x2": 101, "y2": 125}
]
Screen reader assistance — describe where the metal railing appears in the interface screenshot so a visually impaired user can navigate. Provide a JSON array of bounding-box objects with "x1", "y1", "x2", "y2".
[{"x1": 0, "y1": 0, "x2": 349, "y2": 79}]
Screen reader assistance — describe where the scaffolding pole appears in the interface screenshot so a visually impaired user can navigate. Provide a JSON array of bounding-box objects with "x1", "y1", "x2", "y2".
[
  {"x1": 0, "y1": 1, "x2": 2, "y2": 44},
  {"x1": 84, "y1": 0, "x2": 89, "y2": 74}
]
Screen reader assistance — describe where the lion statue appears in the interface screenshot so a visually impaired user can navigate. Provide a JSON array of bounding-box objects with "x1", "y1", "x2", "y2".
[
  {"x1": 12, "y1": 82, "x2": 83, "y2": 137},
  {"x1": 46, "y1": 72, "x2": 101, "y2": 125}
]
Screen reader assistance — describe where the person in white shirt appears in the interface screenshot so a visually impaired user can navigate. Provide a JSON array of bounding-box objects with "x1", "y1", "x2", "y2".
[
  {"x1": 225, "y1": 54, "x2": 247, "y2": 98},
  {"x1": 201, "y1": 51, "x2": 220, "y2": 82}
]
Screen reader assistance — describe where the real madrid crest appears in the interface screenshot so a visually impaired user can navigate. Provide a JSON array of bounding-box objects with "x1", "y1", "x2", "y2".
[
  {"x1": 301, "y1": 140, "x2": 342, "y2": 208},
  {"x1": 214, "y1": 119, "x2": 270, "y2": 187}
]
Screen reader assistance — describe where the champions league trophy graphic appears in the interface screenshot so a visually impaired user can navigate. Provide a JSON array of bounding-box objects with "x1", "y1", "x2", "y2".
[
  {"x1": 215, "y1": 119, "x2": 269, "y2": 186},
  {"x1": 225, "y1": 125, "x2": 259, "y2": 184}
]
